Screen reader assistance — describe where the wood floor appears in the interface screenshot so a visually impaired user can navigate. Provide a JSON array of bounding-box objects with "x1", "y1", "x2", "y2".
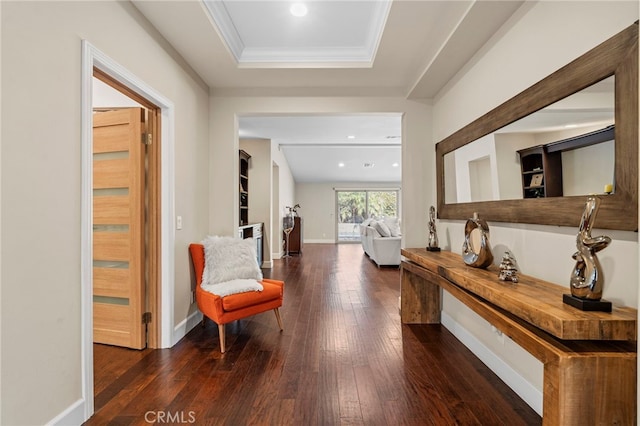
[{"x1": 87, "y1": 243, "x2": 541, "y2": 425}]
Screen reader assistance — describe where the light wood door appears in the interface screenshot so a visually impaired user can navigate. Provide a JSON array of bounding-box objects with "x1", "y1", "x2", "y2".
[{"x1": 92, "y1": 108, "x2": 146, "y2": 349}]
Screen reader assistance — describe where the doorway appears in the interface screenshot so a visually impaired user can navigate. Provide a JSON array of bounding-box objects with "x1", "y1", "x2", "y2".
[
  {"x1": 92, "y1": 72, "x2": 161, "y2": 349},
  {"x1": 82, "y1": 40, "x2": 176, "y2": 420}
]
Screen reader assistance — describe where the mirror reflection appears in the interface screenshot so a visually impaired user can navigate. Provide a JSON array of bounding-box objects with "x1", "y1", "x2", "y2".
[{"x1": 444, "y1": 77, "x2": 614, "y2": 204}]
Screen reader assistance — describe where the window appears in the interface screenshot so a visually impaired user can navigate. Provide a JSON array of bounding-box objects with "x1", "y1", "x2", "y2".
[{"x1": 335, "y1": 189, "x2": 399, "y2": 242}]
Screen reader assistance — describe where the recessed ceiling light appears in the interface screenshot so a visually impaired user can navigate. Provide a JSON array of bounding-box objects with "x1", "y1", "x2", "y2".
[
  {"x1": 347, "y1": 135, "x2": 356, "y2": 139},
  {"x1": 338, "y1": 162, "x2": 345, "y2": 168},
  {"x1": 392, "y1": 162, "x2": 399, "y2": 167},
  {"x1": 564, "y1": 124, "x2": 579, "y2": 128},
  {"x1": 290, "y1": 3, "x2": 308, "y2": 17}
]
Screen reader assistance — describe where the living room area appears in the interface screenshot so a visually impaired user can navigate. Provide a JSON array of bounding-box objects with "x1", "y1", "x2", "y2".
[{"x1": 237, "y1": 114, "x2": 404, "y2": 269}]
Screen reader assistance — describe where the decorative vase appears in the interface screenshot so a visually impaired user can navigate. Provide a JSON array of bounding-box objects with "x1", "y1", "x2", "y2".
[{"x1": 462, "y1": 212, "x2": 493, "y2": 269}]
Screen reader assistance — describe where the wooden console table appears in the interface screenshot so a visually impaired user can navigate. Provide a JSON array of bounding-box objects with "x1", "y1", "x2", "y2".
[{"x1": 401, "y1": 248, "x2": 637, "y2": 425}]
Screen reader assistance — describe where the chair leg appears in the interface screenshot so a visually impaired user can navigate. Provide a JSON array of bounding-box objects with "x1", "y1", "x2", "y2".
[
  {"x1": 273, "y1": 308, "x2": 283, "y2": 331},
  {"x1": 218, "y1": 323, "x2": 226, "y2": 353}
]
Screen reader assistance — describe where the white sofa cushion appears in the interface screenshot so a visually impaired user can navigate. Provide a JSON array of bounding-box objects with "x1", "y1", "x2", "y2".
[
  {"x1": 383, "y1": 217, "x2": 401, "y2": 237},
  {"x1": 373, "y1": 220, "x2": 391, "y2": 237},
  {"x1": 360, "y1": 218, "x2": 374, "y2": 236}
]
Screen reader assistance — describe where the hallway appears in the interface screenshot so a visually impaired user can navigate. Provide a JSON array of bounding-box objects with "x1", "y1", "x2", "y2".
[{"x1": 88, "y1": 243, "x2": 540, "y2": 425}]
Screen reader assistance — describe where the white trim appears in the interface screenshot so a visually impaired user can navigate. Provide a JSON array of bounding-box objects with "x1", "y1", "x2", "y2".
[
  {"x1": 172, "y1": 311, "x2": 204, "y2": 346},
  {"x1": 261, "y1": 260, "x2": 273, "y2": 268},
  {"x1": 80, "y1": 40, "x2": 176, "y2": 423},
  {"x1": 304, "y1": 239, "x2": 335, "y2": 244},
  {"x1": 441, "y1": 311, "x2": 543, "y2": 416},
  {"x1": 202, "y1": 0, "x2": 391, "y2": 68},
  {"x1": 201, "y1": 0, "x2": 244, "y2": 62},
  {"x1": 46, "y1": 399, "x2": 85, "y2": 426}
]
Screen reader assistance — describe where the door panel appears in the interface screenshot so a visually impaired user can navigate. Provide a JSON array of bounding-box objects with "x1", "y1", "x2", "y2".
[
  {"x1": 93, "y1": 267, "x2": 130, "y2": 298},
  {"x1": 94, "y1": 303, "x2": 135, "y2": 344},
  {"x1": 93, "y1": 232, "x2": 130, "y2": 261},
  {"x1": 93, "y1": 158, "x2": 130, "y2": 188},
  {"x1": 92, "y1": 108, "x2": 146, "y2": 349},
  {"x1": 94, "y1": 195, "x2": 129, "y2": 224}
]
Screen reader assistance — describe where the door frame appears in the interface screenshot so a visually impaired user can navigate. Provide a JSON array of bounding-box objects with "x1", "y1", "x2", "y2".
[{"x1": 81, "y1": 40, "x2": 176, "y2": 418}]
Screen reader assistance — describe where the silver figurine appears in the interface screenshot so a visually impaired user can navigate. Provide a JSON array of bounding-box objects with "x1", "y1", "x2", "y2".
[
  {"x1": 570, "y1": 196, "x2": 611, "y2": 300},
  {"x1": 498, "y1": 251, "x2": 519, "y2": 283},
  {"x1": 427, "y1": 206, "x2": 440, "y2": 252}
]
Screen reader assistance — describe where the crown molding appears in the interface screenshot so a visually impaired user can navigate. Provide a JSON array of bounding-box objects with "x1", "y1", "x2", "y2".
[{"x1": 202, "y1": 0, "x2": 391, "y2": 68}]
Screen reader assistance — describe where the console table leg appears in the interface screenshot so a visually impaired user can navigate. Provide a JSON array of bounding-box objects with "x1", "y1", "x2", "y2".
[
  {"x1": 543, "y1": 355, "x2": 636, "y2": 425},
  {"x1": 401, "y1": 264, "x2": 441, "y2": 324}
]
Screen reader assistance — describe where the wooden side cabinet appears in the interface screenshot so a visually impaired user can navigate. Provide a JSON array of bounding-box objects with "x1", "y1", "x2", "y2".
[{"x1": 284, "y1": 217, "x2": 303, "y2": 254}]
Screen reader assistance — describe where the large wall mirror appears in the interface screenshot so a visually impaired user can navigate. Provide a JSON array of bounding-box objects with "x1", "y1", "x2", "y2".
[{"x1": 436, "y1": 23, "x2": 638, "y2": 231}]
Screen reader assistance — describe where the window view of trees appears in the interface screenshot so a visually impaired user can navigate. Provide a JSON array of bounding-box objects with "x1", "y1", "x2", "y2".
[
  {"x1": 337, "y1": 191, "x2": 366, "y2": 224},
  {"x1": 367, "y1": 191, "x2": 397, "y2": 219},
  {"x1": 336, "y1": 190, "x2": 399, "y2": 241}
]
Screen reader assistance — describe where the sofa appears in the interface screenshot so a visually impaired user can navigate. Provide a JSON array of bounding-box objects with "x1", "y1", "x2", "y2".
[{"x1": 360, "y1": 217, "x2": 401, "y2": 267}]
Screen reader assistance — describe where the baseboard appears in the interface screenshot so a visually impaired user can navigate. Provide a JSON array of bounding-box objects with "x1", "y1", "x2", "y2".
[
  {"x1": 261, "y1": 260, "x2": 273, "y2": 268},
  {"x1": 172, "y1": 310, "x2": 203, "y2": 346},
  {"x1": 49, "y1": 311, "x2": 203, "y2": 425},
  {"x1": 303, "y1": 239, "x2": 334, "y2": 244},
  {"x1": 441, "y1": 312, "x2": 543, "y2": 416},
  {"x1": 46, "y1": 397, "x2": 86, "y2": 426}
]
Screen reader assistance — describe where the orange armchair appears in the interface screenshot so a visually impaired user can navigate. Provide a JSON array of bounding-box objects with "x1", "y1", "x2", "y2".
[{"x1": 188, "y1": 243, "x2": 284, "y2": 353}]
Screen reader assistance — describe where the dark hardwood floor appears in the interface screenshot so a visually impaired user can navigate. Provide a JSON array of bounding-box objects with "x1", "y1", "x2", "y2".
[{"x1": 87, "y1": 243, "x2": 541, "y2": 425}]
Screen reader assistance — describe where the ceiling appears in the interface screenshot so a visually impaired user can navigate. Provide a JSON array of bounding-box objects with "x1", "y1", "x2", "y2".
[
  {"x1": 132, "y1": 0, "x2": 526, "y2": 182},
  {"x1": 240, "y1": 114, "x2": 402, "y2": 182}
]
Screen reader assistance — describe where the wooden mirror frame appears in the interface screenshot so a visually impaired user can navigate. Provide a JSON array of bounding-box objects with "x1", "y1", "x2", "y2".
[{"x1": 436, "y1": 23, "x2": 638, "y2": 231}]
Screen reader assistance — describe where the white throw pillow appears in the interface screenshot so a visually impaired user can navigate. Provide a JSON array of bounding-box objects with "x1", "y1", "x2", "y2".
[
  {"x1": 383, "y1": 217, "x2": 401, "y2": 237},
  {"x1": 366, "y1": 225, "x2": 382, "y2": 237},
  {"x1": 374, "y1": 220, "x2": 391, "y2": 237},
  {"x1": 202, "y1": 235, "x2": 263, "y2": 286},
  {"x1": 201, "y1": 278, "x2": 263, "y2": 297}
]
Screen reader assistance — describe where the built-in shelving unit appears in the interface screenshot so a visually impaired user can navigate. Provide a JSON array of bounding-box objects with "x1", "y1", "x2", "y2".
[
  {"x1": 516, "y1": 125, "x2": 615, "y2": 199},
  {"x1": 517, "y1": 146, "x2": 563, "y2": 198},
  {"x1": 239, "y1": 149, "x2": 250, "y2": 226}
]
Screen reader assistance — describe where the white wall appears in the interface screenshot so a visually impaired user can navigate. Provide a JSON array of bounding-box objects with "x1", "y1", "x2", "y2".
[
  {"x1": 562, "y1": 140, "x2": 615, "y2": 196},
  {"x1": 209, "y1": 97, "x2": 431, "y2": 249},
  {"x1": 1, "y1": 2, "x2": 210, "y2": 424},
  {"x1": 453, "y1": 134, "x2": 499, "y2": 202},
  {"x1": 93, "y1": 77, "x2": 143, "y2": 107},
  {"x1": 432, "y1": 1, "x2": 638, "y2": 414},
  {"x1": 494, "y1": 132, "x2": 535, "y2": 200},
  {"x1": 271, "y1": 140, "x2": 296, "y2": 258}
]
